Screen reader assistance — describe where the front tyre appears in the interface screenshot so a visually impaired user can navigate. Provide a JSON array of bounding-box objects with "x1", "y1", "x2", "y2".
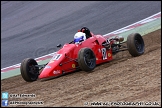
[
  {"x1": 78, "y1": 48, "x2": 96, "y2": 72},
  {"x1": 127, "y1": 33, "x2": 145, "y2": 57},
  {"x1": 20, "y1": 58, "x2": 39, "y2": 82}
]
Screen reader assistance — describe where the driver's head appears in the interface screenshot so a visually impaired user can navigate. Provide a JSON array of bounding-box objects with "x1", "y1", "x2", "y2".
[
  {"x1": 81, "y1": 27, "x2": 90, "y2": 34},
  {"x1": 74, "y1": 32, "x2": 86, "y2": 44},
  {"x1": 80, "y1": 27, "x2": 91, "y2": 39}
]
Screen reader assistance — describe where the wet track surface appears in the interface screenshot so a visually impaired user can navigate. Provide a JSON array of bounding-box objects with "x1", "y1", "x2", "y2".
[{"x1": 1, "y1": 1, "x2": 161, "y2": 68}]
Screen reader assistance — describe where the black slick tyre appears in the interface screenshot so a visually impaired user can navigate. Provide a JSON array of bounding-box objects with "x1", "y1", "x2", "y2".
[
  {"x1": 78, "y1": 48, "x2": 96, "y2": 72},
  {"x1": 127, "y1": 33, "x2": 145, "y2": 57},
  {"x1": 20, "y1": 58, "x2": 39, "y2": 82}
]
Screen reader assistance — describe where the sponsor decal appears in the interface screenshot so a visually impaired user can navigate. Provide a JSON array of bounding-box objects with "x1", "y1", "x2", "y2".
[
  {"x1": 108, "y1": 53, "x2": 111, "y2": 57},
  {"x1": 53, "y1": 70, "x2": 61, "y2": 74},
  {"x1": 72, "y1": 64, "x2": 75, "y2": 68},
  {"x1": 44, "y1": 65, "x2": 51, "y2": 69},
  {"x1": 51, "y1": 54, "x2": 62, "y2": 60}
]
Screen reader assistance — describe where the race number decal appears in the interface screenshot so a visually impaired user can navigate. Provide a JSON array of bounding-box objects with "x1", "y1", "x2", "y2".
[
  {"x1": 106, "y1": 38, "x2": 110, "y2": 44},
  {"x1": 101, "y1": 48, "x2": 107, "y2": 60},
  {"x1": 51, "y1": 54, "x2": 62, "y2": 60}
]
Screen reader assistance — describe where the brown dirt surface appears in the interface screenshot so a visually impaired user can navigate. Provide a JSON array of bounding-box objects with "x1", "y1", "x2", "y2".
[{"x1": 1, "y1": 29, "x2": 161, "y2": 107}]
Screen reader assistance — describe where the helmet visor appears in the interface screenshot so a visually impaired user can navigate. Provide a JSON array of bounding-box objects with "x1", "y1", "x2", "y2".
[{"x1": 74, "y1": 36, "x2": 84, "y2": 43}]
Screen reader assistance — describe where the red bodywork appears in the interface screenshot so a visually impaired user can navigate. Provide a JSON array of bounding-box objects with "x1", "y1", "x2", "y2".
[{"x1": 39, "y1": 33, "x2": 113, "y2": 79}]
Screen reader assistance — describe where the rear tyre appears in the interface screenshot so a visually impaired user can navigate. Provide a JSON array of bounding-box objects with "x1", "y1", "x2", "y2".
[
  {"x1": 127, "y1": 33, "x2": 145, "y2": 57},
  {"x1": 78, "y1": 48, "x2": 96, "y2": 72},
  {"x1": 20, "y1": 58, "x2": 39, "y2": 82}
]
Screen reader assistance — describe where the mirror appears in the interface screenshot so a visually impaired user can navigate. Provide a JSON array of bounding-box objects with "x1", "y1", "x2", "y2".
[{"x1": 57, "y1": 44, "x2": 62, "y2": 48}]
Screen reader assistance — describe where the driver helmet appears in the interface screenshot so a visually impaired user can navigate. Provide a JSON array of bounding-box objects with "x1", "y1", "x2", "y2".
[
  {"x1": 74, "y1": 32, "x2": 86, "y2": 44},
  {"x1": 80, "y1": 27, "x2": 92, "y2": 39}
]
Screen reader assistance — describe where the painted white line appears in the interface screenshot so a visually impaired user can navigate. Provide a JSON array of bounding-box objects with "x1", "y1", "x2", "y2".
[
  {"x1": 1, "y1": 63, "x2": 21, "y2": 71},
  {"x1": 1, "y1": 12, "x2": 161, "y2": 72},
  {"x1": 1, "y1": 53, "x2": 55, "y2": 71},
  {"x1": 35, "y1": 52, "x2": 56, "y2": 60}
]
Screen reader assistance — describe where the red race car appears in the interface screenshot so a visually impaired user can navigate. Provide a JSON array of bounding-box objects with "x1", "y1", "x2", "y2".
[{"x1": 20, "y1": 27, "x2": 145, "y2": 82}]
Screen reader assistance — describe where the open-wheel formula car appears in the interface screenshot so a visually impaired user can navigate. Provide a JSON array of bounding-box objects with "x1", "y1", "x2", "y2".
[{"x1": 20, "y1": 27, "x2": 145, "y2": 82}]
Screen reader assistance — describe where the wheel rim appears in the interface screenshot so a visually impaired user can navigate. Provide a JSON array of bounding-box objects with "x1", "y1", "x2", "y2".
[
  {"x1": 84, "y1": 50, "x2": 95, "y2": 68},
  {"x1": 135, "y1": 36, "x2": 144, "y2": 53},
  {"x1": 28, "y1": 62, "x2": 38, "y2": 80}
]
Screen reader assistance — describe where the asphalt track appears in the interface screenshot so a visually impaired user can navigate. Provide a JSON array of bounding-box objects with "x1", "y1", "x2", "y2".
[{"x1": 1, "y1": 1, "x2": 161, "y2": 69}]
